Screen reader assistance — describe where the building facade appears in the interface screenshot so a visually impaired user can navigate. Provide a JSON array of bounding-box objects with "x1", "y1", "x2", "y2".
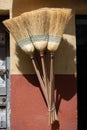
[{"x1": 0, "y1": 0, "x2": 87, "y2": 130}]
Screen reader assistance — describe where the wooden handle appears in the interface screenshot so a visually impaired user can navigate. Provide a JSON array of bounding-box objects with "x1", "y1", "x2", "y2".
[
  {"x1": 49, "y1": 53, "x2": 57, "y2": 124},
  {"x1": 40, "y1": 52, "x2": 49, "y2": 97},
  {"x1": 31, "y1": 56, "x2": 48, "y2": 105}
]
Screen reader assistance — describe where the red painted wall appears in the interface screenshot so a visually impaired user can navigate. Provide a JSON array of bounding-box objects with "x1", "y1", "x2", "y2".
[{"x1": 11, "y1": 75, "x2": 77, "y2": 130}]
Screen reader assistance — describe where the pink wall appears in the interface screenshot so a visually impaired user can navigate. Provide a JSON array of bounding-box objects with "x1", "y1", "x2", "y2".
[{"x1": 11, "y1": 74, "x2": 77, "y2": 130}]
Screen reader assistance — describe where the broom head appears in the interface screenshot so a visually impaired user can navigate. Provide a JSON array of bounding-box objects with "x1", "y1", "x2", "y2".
[
  {"x1": 3, "y1": 16, "x2": 35, "y2": 55},
  {"x1": 47, "y1": 8, "x2": 72, "y2": 52},
  {"x1": 21, "y1": 8, "x2": 49, "y2": 52}
]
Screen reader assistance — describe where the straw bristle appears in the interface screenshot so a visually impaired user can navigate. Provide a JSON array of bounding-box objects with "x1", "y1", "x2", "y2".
[
  {"x1": 3, "y1": 16, "x2": 35, "y2": 55},
  {"x1": 21, "y1": 9, "x2": 49, "y2": 51},
  {"x1": 3, "y1": 18, "x2": 20, "y2": 42},
  {"x1": 12, "y1": 16, "x2": 29, "y2": 41},
  {"x1": 47, "y1": 8, "x2": 72, "y2": 52},
  {"x1": 57, "y1": 8, "x2": 72, "y2": 35}
]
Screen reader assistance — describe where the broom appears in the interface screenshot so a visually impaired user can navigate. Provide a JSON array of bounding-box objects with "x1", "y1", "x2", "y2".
[
  {"x1": 2, "y1": 15, "x2": 48, "y2": 105},
  {"x1": 21, "y1": 9, "x2": 49, "y2": 86},
  {"x1": 21, "y1": 8, "x2": 49, "y2": 104},
  {"x1": 47, "y1": 8, "x2": 72, "y2": 124}
]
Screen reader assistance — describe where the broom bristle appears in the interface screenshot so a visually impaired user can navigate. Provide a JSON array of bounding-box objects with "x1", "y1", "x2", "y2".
[
  {"x1": 21, "y1": 8, "x2": 49, "y2": 51},
  {"x1": 3, "y1": 16, "x2": 35, "y2": 55},
  {"x1": 57, "y1": 8, "x2": 72, "y2": 35},
  {"x1": 47, "y1": 8, "x2": 72, "y2": 52},
  {"x1": 3, "y1": 18, "x2": 20, "y2": 42}
]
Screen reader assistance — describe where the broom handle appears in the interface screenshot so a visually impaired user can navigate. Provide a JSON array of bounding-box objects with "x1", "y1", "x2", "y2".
[
  {"x1": 40, "y1": 51, "x2": 49, "y2": 92},
  {"x1": 49, "y1": 53, "x2": 54, "y2": 124},
  {"x1": 49, "y1": 53, "x2": 57, "y2": 124},
  {"x1": 50, "y1": 53, "x2": 54, "y2": 109},
  {"x1": 30, "y1": 56, "x2": 48, "y2": 105},
  {"x1": 40, "y1": 52, "x2": 56, "y2": 125}
]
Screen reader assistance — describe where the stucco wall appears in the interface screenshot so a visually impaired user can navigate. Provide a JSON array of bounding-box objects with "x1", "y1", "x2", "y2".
[
  {"x1": 11, "y1": 0, "x2": 87, "y2": 75},
  {"x1": 0, "y1": 0, "x2": 12, "y2": 10},
  {"x1": 11, "y1": 74, "x2": 77, "y2": 130},
  {"x1": 10, "y1": 1, "x2": 78, "y2": 130},
  {"x1": 10, "y1": 1, "x2": 77, "y2": 75}
]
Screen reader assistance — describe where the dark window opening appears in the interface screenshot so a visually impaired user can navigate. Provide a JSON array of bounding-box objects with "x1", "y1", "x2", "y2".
[
  {"x1": 75, "y1": 15, "x2": 87, "y2": 130},
  {"x1": 0, "y1": 14, "x2": 10, "y2": 129}
]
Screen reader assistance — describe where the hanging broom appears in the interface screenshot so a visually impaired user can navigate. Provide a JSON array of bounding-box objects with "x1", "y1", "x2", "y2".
[
  {"x1": 2, "y1": 15, "x2": 48, "y2": 105},
  {"x1": 21, "y1": 9, "x2": 49, "y2": 85},
  {"x1": 21, "y1": 8, "x2": 49, "y2": 104},
  {"x1": 47, "y1": 8, "x2": 72, "y2": 124},
  {"x1": 3, "y1": 16, "x2": 34, "y2": 56}
]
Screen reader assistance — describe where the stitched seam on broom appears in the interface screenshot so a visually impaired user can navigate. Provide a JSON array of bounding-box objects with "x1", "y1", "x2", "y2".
[
  {"x1": 48, "y1": 35, "x2": 62, "y2": 43},
  {"x1": 31, "y1": 34, "x2": 48, "y2": 42},
  {"x1": 18, "y1": 37, "x2": 32, "y2": 47}
]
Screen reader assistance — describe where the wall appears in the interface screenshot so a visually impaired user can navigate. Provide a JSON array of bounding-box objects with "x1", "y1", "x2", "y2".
[
  {"x1": 11, "y1": 0, "x2": 77, "y2": 74},
  {"x1": 0, "y1": 0, "x2": 12, "y2": 10},
  {"x1": 10, "y1": 0, "x2": 80, "y2": 130}
]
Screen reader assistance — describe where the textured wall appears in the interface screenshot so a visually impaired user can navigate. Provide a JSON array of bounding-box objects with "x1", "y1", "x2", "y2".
[
  {"x1": 11, "y1": 74, "x2": 77, "y2": 130},
  {"x1": 0, "y1": 0, "x2": 12, "y2": 10},
  {"x1": 10, "y1": 0, "x2": 78, "y2": 130},
  {"x1": 11, "y1": 2, "x2": 76, "y2": 75}
]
